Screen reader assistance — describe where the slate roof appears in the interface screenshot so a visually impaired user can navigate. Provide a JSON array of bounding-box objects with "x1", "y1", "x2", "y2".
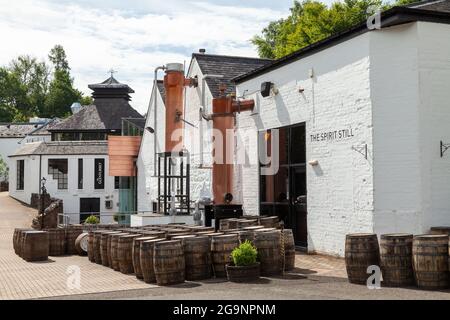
[
  {"x1": 88, "y1": 75, "x2": 134, "y2": 93},
  {"x1": 0, "y1": 122, "x2": 49, "y2": 138},
  {"x1": 234, "y1": 2, "x2": 450, "y2": 83},
  {"x1": 192, "y1": 53, "x2": 272, "y2": 97},
  {"x1": 49, "y1": 76, "x2": 144, "y2": 132},
  {"x1": 9, "y1": 141, "x2": 108, "y2": 157},
  {"x1": 407, "y1": 0, "x2": 450, "y2": 12},
  {"x1": 48, "y1": 104, "x2": 143, "y2": 132}
]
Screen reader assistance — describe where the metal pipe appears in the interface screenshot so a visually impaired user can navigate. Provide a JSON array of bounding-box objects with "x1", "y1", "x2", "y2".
[
  {"x1": 153, "y1": 66, "x2": 166, "y2": 176},
  {"x1": 199, "y1": 74, "x2": 223, "y2": 168}
]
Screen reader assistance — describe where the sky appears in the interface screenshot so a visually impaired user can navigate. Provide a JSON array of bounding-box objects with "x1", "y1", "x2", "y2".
[{"x1": 0, "y1": 0, "x2": 335, "y2": 114}]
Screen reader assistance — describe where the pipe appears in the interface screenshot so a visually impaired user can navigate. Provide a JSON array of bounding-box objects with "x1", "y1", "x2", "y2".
[
  {"x1": 199, "y1": 74, "x2": 224, "y2": 168},
  {"x1": 153, "y1": 66, "x2": 166, "y2": 176}
]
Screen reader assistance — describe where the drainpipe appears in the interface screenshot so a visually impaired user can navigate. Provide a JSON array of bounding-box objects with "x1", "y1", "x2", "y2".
[
  {"x1": 199, "y1": 74, "x2": 223, "y2": 168},
  {"x1": 153, "y1": 66, "x2": 166, "y2": 176}
]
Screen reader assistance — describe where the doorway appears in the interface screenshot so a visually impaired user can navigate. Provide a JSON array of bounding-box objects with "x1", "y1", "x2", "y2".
[
  {"x1": 80, "y1": 198, "x2": 100, "y2": 223},
  {"x1": 259, "y1": 124, "x2": 307, "y2": 248}
]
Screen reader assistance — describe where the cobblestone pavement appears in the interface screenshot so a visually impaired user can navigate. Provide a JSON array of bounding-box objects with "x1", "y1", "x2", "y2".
[
  {"x1": 0, "y1": 192, "x2": 154, "y2": 300},
  {"x1": 1, "y1": 192, "x2": 449, "y2": 300}
]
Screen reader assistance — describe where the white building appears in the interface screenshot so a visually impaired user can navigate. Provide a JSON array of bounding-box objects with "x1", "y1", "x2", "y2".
[
  {"x1": 137, "y1": 2, "x2": 450, "y2": 256},
  {"x1": 9, "y1": 76, "x2": 144, "y2": 224},
  {"x1": 0, "y1": 121, "x2": 53, "y2": 182}
]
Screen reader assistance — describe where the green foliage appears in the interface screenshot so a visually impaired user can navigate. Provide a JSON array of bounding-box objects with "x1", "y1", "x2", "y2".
[
  {"x1": 84, "y1": 215, "x2": 100, "y2": 224},
  {"x1": 0, "y1": 156, "x2": 8, "y2": 181},
  {"x1": 252, "y1": 0, "x2": 419, "y2": 59},
  {"x1": 231, "y1": 241, "x2": 258, "y2": 266},
  {"x1": 0, "y1": 45, "x2": 91, "y2": 121}
]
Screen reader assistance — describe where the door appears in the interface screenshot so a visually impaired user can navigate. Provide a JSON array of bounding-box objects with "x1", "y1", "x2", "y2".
[
  {"x1": 259, "y1": 124, "x2": 307, "y2": 248},
  {"x1": 80, "y1": 198, "x2": 100, "y2": 223}
]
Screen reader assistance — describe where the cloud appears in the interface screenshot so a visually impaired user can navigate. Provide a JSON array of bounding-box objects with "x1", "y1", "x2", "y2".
[{"x1": 0, "y1": 0, "x2": 289, "y2": 114}]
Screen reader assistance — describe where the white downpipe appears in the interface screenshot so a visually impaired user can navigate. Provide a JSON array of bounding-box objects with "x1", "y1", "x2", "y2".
[
  {"x1": 199, "y1": 74, "x2": 223, "y2": 168},
  {"x1": 153, "y1": 66, "x2": 166, "y2": 178}
]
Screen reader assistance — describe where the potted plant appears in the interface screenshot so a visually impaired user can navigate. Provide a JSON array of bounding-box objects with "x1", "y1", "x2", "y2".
[
  {"x1": 226, "y1": 241, "x2": 260, "y2": 283},
  {"x1": 84, "y1": 215, "x2": 100, "y2": 225}
]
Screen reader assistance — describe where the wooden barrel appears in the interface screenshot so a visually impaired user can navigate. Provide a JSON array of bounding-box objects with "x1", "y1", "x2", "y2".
[
  {"x1": 181, "y1": 236, "x2": 211, "y2": 281},
  {"x1": 75, "y1": 232, "x2": 89, "y2": 256},
  {"x1": 211, "y1": 234, "x2": 239, "y2": 278},
  {"x1": 254, "y1": 230, "x2": 283, "y2": 276},
  {"x1": 413, "y1": 234, "x2": 449, "y2": 289},
  {"x1": 100, "y1": 231, "x2": 120, "y2": 267},
  {"x1": 132, "y1": 236, "x2": 157, "y2": 279},
  {"x1": 219, "y1": 219, "x2": 230, "y2": 231},
  {"x1": 140, "y1": 239, "x2": 164, "y2": 284},
  {"x1": 167, "y1": 232, "x2": 191, "y2": 240},
  {"x1": 283, "y1": 229, "x2": 296, "y2": 271},
  {"x1": 106, "y1": 231, "x2": 123, "y2": 266},
  {"x1": 45, "y1": 228, "x2": 66, "y2": 256},
  {"x1": 93, "y1": 230, "x2": 107, "y2": 264},
  {"x1": 22, "y1": 231, "x2": 49, "y2": 262},
  {"x1": 380, "y1": 234, "x2": 414, "y2": 287},
  {"x1": 243, "y1": 226, "x2": 265, "y2": 231},
  {"x1": 197, "y1": 231, "x2": 223, "y2": 237},
  {"x1": 111, "y1": 233, "x2": 130, "y2": 271},
  {"x1": 260, "y1": 216, "x2": 279, "y2": 228},
  {"x1": 345, "y1": 233, "x2": 380, "y2": 285},
  {"x1": 154, "y1": 240, "x2": 185, "y2": 286},
  {"x1": 87, "y1": 232, "x2": 95, "y2": 262},
  {"x1": 430, "y1": 227, "x2": 450, "y2": 236},
  {"x1": 237, "y1": 219, "x2": 258, "y2": 229},
  {"x1": 65, "y1": 226, "x2": 83, "y2": 255},
  {"x1": 13, "y1": 228, "x2": 32, "y2": 256},
  {"x1": 254, "y1": 228, "x2": 277, "y2": 233},
  {"x1": 118, "y1": 234, "x2": 140, "y2": 274},
  {"x1": 237, "y1": 231, "x2": 254, "y2": 244}
]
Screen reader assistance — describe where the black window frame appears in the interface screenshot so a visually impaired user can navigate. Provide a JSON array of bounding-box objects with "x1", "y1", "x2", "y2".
[
  {"x1": 48, "y1": 159, "x2": 68, "y2": 190},
  {"x1": 78, "y1": 159, "x2": 83, "y2": 190},
  {"x1": 16, "y1": 160, "x2": 24, "y2": 190}
]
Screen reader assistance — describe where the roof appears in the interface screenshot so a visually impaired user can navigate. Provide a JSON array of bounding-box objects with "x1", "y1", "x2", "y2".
[
  {"x1": 49, "y1": 104, "x2": 143, "y2": 132},
  {"x1": 0, "y1": 122, "x2": 50, "y2": 138},
  {"x1": 9, "y1": 141, "x2": 108, "y2": 157},
  {"x1": 156, "y1": 80, "x2": 166, "y2": 103},
  {"x1": 407, "y1": 0, "x2": 450, "y2": 12},
  {"x1": 88, "y1": 75, "x2": 134, "y2": 93},
  {"x1": 123, "y1": 117, "x2": 146, "y2": 130},
  {"x1": 192, "y1": 53, "x2": 272, "y2": 97},
  {"x1": 234, "y1": 3, "x2": 450, "y2": 83}
]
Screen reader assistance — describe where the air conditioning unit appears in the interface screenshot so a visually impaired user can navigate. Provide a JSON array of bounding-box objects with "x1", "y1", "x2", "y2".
[{"x1": 105, "y1": 200, "x2": 113, "y2": 209}]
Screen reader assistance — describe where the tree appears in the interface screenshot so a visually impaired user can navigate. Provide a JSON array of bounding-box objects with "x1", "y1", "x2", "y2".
[
  {"x1": 0, "y1": 45, "x2": 91, "y2": 121},
  {"x1": 42, "y1": 45, "x2": 88, "y2": 118},
  {"x1": 252, "y1": 0, "x2": 418, "y2": 59}
]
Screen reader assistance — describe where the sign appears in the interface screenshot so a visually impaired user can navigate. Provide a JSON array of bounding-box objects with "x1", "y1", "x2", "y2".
[
  {"x1": 94, "y1": 159, "x2": 105, "y2": 189},
  {"x1": 310, "y1": 128, "x2": 354, "y2": 143}
]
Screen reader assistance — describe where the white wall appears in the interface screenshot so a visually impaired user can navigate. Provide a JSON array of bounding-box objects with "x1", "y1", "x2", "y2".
[
  {"x1": 371, "y1": 22, "x2": 450, "y2": 235},
  {"x1": 236, "y1": 33, "x2": 374, "y2": 256},
  {"x1": 137, "y1": 85, "x2": 166, "y2": 212},
  {"x1": 0, "y1": 138, "x2": 22, "y2": 181},
  {"x1": 9, "y1": 154, "x2": 118, "y2": 224}
]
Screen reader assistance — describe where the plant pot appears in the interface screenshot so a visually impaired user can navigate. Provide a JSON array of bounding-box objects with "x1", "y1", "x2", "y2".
[{"x1": 226, "y1": 262, "x2": 260, "y2": 283}]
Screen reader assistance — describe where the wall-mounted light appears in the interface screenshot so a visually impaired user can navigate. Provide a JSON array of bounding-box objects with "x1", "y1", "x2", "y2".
[
  {"x1": 260, "y1": 82, "x2": 272, "y2": 97},
  {"x1": 308, "y1": 159, "x2": 319, "y2": 166},
  {"x1": 146, "y1": 126, "x2": 155, "y2": 133},
  {"x1": 299, "y1": 87, "x2": 305, "y2": 93}
]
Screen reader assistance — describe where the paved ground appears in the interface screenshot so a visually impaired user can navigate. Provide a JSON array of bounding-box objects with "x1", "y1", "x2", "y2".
[{"x1": 1, "y1": 192, "x2": 449, "y2": 300}]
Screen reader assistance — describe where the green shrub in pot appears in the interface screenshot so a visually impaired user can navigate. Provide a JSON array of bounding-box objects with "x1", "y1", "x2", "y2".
[
  {"x1": 231, "y1": 241, "x2": 258, "y2": 266},
  {"x1": 84, "y1": 215, "x2": 100, "y2": 225}
]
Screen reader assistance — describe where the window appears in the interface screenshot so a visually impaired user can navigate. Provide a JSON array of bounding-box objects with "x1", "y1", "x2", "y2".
[
  {"x1": 48, "y1": 159, "x2": 68, "y2": 190},
  {"x1": 114, "y1": 176, "x2": 131, "y2": 190},
  {"x1": 78, "y1": 159, "x2": 83, "y2": 189},
  {"x1": 16, "y1": 160, "x2": 24, "y2": 190},
  {"x1": 94, "y1": 159, "x2": 105, "y2": 189},
  {"x1": 114, "y1": 176, "x2": 120, "y2": 189}
]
